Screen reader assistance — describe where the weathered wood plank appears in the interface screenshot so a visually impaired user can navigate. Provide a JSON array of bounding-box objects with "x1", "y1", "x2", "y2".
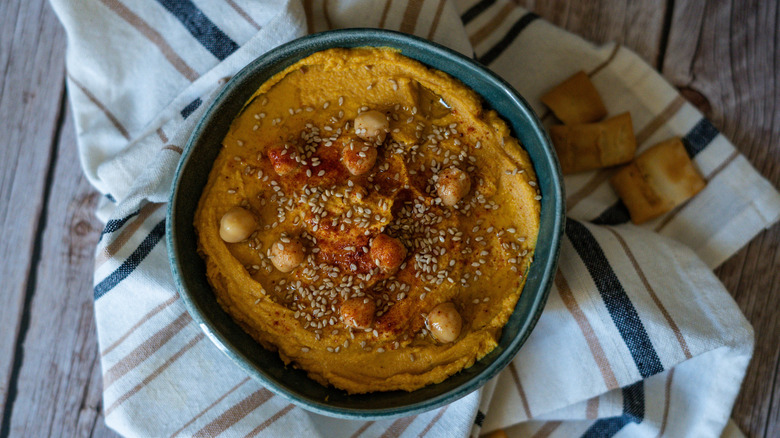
[
  {"x1": 663, "y1": 1, "x2": 780, "y2": 437},
  {"x1": 719, "y1": 227, "x2": 780, "y2": 438},
  {"x1": 4, "y1": 106, "x2": 118, "y2": 437},
  {"x1": 0, "y1": 0, "x2": 68, "y2": 424},
  {"x1": 513, "y1": 0, "x2": 669, "y2": 67}
]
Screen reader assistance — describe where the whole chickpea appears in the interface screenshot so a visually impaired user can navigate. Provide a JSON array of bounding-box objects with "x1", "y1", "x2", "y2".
[
  {"x1": 219, "y1": 206, "x2": 258, "y2": 243},
  {"x1": 342, "y1": 142, "x2": 378, "y2": 176},
  {"x1": 436, "y1": 167, "x2": 471, "y2": 207},
  {"x1": 427, "y1": 302, "x2": 462, "y2": 343},
  {"x1": 354, "y1": 110, "x2": 389, "y2": 142},
  {"x1": 369, "y1": 234, "x2": 407, "y2": 273},
  {"x1": 270, "y1": 237, "x2": 305, "y2": 273},
  {"x1": 340, "y1": 297, "x2": 376, "y2": 329}
]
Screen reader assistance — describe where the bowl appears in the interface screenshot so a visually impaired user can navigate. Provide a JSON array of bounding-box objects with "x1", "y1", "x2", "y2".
[{"x1": 167, "y1": 28, "x2": 564, "y2": 419}]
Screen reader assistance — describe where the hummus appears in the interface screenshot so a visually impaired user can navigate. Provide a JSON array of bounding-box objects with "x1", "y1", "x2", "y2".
[{"x1": 194, "y1": 47, "x2": 541, "y2": 394}]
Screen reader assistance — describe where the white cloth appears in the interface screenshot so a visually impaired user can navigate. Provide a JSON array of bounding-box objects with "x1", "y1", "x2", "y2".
[{"x1": 51, "y1": 0, "x2": 780, "y2": 436}]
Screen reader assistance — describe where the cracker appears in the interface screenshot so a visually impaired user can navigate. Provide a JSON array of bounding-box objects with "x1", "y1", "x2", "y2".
[
  {"x1": 610, "y1": 137, "x2": 707, "y2": 224},
  {"x1": 550, "y1": 112, "x2": 636, "y2": 174},
  {"x1": 541, "y1": 71, "x2": 607, "y2": 124}
]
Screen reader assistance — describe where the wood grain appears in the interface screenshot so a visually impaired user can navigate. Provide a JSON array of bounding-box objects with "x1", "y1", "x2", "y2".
[
  {"x1": 663, "y1": 1, "x2": 780, "y2": 437},
  {"x1": 513, "y1": 0, "x2": 669, "y2": 67},
  {"x1": 3, "y1": 107, "x2": 117, "y2": 437},
  {"x1": 0, "y1": 0, "x2": 68, "y2": 425}
]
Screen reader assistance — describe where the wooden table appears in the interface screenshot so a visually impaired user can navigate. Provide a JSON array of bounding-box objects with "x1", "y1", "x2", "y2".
[{"x1": 0, "y1": 1, "x2": 776, "y2": 436}]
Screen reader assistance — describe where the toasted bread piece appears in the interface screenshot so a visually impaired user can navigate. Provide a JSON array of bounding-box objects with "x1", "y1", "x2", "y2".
[
  {"x1": 541, "y1": 71, "x2": 607, "y2": 124},
  {"x1": 610, "y1": 137, "x2": 707, "y2": 224},
  {"x1": 550, "y1": 112, "x2": 636, "y2": 174}
]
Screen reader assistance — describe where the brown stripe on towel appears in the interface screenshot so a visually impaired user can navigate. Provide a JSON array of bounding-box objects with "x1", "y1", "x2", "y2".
[
  {"x1": 417, "y1": 405, "x2": 448, "y2": 437},
  {"x1": 68, "y1": 73, "x2": 131, "y2": 140},
  {"x1": 244, "y1": 404, "x2": 295, "y2": 438},
  {"x1": 654, "y1": 149, "x2": 739, "y2": 232},
  {"x1": 170, "y1": 377, "x2": 252, "y2": 437},
  {"x1": 530, "y1": 421, "x2": 562, "y2": 438},
  {"x1": 656, "y1": 368, "x2": 676, "y2": 438},
  {"x1": 566, "y1": 95, "x2": 686, "y2": 211},
  {"x1": 426, "y1": 0, "x2": 447, "y2": 40},
  {"x1": 193, "y1": 388, "x2": 275, "y2": 438},
  {"x1": 606, "y1": 227, "x2": 693, "y2": 359},
  {"x1": 555, "y1": 270, "x2": 620, "y2": 389},
  {"x1": 400, "y1": 0, "x2": 425, "y2": 34},
  {"x1": 379, "y1": 0, "x2": 394, "y2": 28},
  {"x1": 101, "y1": 295, "x2": 179, "y2": 357},
  {"x1": 98, "y1": 0, "x2": 198, "y2": 81},
  {"x1": 588, "y1": 43, "x2": 621, "y2": 77},
  {"x1": 163, "y1": 144, "x2": 184, "y2": 154},
  {"x1": 380, "y1": 414, "x2": 417, "y2": 438},
  {"x1": 103, "y1": 311, "x2": 192, "y2": 388},
  {"x1": 95, "y1": 202, "x2": 165, "y2": 269},
  {"x1": 225, "y1": 0, "x2": 261, "y2": 30},
  {"x1": 156, "y1": 127, "x2": 169, "y2": 143},
  {"x1": 104, "y1": 332, "x2": 204, "y2": 416},
  {"x1": 508, "y1": 362, "x2": 533, "y2": 418},
  {"x1": 468, "y1": 1, "x2": 515, "y2": 47},
  {"x1": 350, "y1": 421, "x2": 374, "y2": 438},
  {"x1": 586, "y1": 395, "x2": 599, "y2": 419},
  {"x1": 635, "y1": 96, "x2": 686, "y2": 144}
]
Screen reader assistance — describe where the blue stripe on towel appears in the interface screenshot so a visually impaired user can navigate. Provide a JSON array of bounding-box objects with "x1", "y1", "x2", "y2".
[
  {"x1": 474, "y1": 410, "x2": 485, "y2": 426},
  {"x1": 591, "y1": 117, "x2": 719, "y2": 225},
  {"x1": 565, "y1": 219, "x2": 664, "y2": 378},
  {"x1": 101, "y1": 208, "x2": 142, "y2": 237},
  {"x1": 181, "y1": 97, "x2": 202, "y2": 119},
  {"x1": 581, "y1": 382, "x2": 645, "y2": 438},
  {"x1": 477, "y1": 12, "x2": 540, "y2": 66},
  {"x1": 591, "y1": 200, "x2": 631, "y2": 226},
  {"x1": 682, "y1": 118, "x2": 719, "y2": 158},
  {"x1": 460, "y1": 0, "x2": 496, "y2": 25},
  {"x1": 94, "y1": 219, "x2": 166, "y2": 300},
  {"x1": 156, "y1": 0, "x2": 239, "y2": 61}
]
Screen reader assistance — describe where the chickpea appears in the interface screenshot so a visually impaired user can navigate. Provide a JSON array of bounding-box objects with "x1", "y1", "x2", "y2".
[
  {"x1": 427, "y1": 302, "x2": 462, "y2": 343},
  {"x1": 342, "y1": 142, "x2": 377, "y2": 176},
  {"x1": 369, "y1": 234, "x2": 407, "y2": 273},
  {"x1": 219, "y1": 206, "x2": 258, "y2": 243},
  {"x1": 354, "y1": 110, "x2": 389, "y2": 142},
  {"x1": 340, "y1": 297, "x2": 376, "y2": 329},
  {"x1": 267, "y1": 145, "x2": 299, "y2": 176},
  {"x1": 270, "y1": 237, "x2": 305, "y2": 273},
  {"x1": 436, "y1": 166, "x2": 471, "y2": 207}
]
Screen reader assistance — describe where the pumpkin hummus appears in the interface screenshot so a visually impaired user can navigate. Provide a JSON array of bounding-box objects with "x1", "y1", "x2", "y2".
[{"x1": 194, "y1": 47, "x2": 541, "y2": 394}]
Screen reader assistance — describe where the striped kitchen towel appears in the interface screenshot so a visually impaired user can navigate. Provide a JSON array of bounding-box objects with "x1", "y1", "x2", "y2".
[{"x1": 51, "y1": 0, "x2": 780, "y2": 437}]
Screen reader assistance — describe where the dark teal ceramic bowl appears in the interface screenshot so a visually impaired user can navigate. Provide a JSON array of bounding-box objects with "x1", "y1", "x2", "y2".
[{"x1": 168, "y1": 28, "x2": 564, "y2": 420}]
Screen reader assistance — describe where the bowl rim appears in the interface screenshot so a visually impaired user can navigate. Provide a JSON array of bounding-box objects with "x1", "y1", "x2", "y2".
[{"x1": 167, "y1": 28, "x2": 565, "y2": 420}]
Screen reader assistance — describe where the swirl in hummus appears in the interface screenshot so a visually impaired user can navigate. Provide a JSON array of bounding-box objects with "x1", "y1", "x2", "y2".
[{"x1": 194, "y1": 47, "x2": 541, "y2": 394}]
